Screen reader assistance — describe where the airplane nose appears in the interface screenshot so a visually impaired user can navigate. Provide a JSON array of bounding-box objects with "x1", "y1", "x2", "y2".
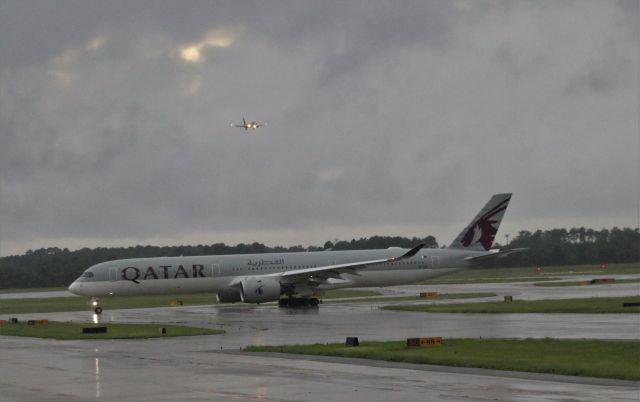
[{"x1": 68, "y1": 281, "x2": 81, "y2": 295}]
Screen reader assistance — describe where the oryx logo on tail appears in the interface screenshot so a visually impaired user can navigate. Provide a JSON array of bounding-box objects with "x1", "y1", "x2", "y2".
[
  {"x1": 460, "y1": 198, "x2": 510, "y2": 250},
  {"x1": 449, "y1": 194, "x2": 512, "y2": 251}
]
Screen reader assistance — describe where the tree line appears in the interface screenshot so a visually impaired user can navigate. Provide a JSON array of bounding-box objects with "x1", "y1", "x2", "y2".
[
  {"x1": 495, "y1": 227, "x2": 639, "y2": 267},
  {"x1": 0, "y1": 228, "x2": 637, "y2": 289}
]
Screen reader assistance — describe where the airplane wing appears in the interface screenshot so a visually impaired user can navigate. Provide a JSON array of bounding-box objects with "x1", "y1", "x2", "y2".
[
  {"x1": 273, "y1": 243, "x2": 425, "y2": 283},
  {"x1": 464, "y1": 248, "x2": 527, "y2": 261}
]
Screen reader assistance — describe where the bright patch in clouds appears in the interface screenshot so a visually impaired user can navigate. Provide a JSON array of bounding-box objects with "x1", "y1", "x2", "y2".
[
  {"x1": 56, "y1": 37, "x2": 107, "y2": 64},
  {"x1": 180, "y1": 46, "x2": 201, "y2": 62},
  {"x1": 179, "y1": 29, "x2": 234, "y2": 63},
  {"x1": 85, "y1": 37, "x2": 106, "y2": 51},
  {"x1": 48, "y1": 36, "x2": 107, "y2": 86}
]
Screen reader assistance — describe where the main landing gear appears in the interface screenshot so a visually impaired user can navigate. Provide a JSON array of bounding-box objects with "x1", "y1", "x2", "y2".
[
  {"x1": 278, "y1": 297, "x2": 321, "y2": 308},
  {"x1": 91, "y1": 297, "x2": 103, "y2": 314}
]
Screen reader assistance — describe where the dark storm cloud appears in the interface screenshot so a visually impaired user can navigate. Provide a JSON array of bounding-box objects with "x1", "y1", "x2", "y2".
[{"x1": 0, "y1": 0, "x2": 637, "y2": 254}]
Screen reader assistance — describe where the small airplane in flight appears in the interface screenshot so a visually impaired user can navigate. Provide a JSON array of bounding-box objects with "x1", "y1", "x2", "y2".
[
  {"x1": 69, "y1": 194, "x2": 522, "y2": 313},
  {"x1": 231, "y1": 117, "x2": 264, "y2": 130}
]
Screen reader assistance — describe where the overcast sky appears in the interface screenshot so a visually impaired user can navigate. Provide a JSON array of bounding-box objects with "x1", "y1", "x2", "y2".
[{"x1": 0, "y1": 0, "x2": 638, "y2": 256}]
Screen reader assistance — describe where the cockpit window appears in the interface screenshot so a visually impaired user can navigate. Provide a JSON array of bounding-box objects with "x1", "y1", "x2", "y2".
[{"x1": 81, "y1": 271, "x2": 94, "y2": 278}]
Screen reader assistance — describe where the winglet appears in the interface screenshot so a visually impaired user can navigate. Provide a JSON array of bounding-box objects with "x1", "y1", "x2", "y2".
[{"x1": 389, "y1": 243, "x2": 424, "y2": 262}]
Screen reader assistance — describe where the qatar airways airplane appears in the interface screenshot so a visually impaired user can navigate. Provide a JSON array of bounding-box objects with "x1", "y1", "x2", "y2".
[{"x1": 69, "y1": 194, "x2": 520, "y2": 313}]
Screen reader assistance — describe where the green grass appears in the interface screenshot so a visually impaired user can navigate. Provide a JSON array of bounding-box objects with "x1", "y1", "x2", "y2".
[
  {"x1": 326, "y1": 292, "x2": 497, "y2": 303},
  {"x1": 424, "y1": 276, "x2": 563, "y2": 284},
  {"x1": 535, "y1": 278, "x2": 640, "y2": 287},
  {"x1": 0, "y1": 289, "x2": 381, "y2": 314},
  {"x1": 0, "y1": 321, "x2": 223, "y2": 340},
  {"x1": 0, "y1": 287, "x2": 67, "y2": 294},
  {"x1": 421, "y1": 262, "x2": 640, "y2": 284},
  {"x1": 245, "y1": 338, "x2": 640, "y2": 381},
  {"x1": 0, "y1": 293, "x2": 219, "y2": 314},
  {"x1": 382, "y1": 296, "x2": 640, "y2": 314},
  {"x1": 322, "y1": 289, "x2": 381, "y2": 298}
]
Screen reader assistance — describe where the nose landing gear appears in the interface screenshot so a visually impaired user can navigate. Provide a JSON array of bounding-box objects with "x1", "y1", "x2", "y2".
[{"x1": 91, "y1": 298, "x2": 102, "y2": 314}]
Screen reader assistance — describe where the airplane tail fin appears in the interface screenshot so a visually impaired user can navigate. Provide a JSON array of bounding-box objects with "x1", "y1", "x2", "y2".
[{"x1": 448, "y1": 193, "x2": 512, "y2": 251}]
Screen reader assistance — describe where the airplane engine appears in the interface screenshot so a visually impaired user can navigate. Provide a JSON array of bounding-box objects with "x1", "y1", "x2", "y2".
[
  {"x1": 240, "y1": 277, "x2": 282, "y2": 303},
  {"x1": 216, "y1": 289, "x2": 242, "y2": 303}
]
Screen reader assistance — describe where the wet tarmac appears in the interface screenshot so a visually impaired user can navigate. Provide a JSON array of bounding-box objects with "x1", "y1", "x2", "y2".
[
  {"x1": 0, "y1": 335, "x2": 637, "y2": 402},
  {"x1": 0, "y1": 278, "x2": 638, "y2": 401}
]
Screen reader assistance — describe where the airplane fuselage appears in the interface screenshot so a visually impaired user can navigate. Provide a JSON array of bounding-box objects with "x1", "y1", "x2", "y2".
[{"x1": 68, "y1": 247, "x2": 477, "y2": 298}]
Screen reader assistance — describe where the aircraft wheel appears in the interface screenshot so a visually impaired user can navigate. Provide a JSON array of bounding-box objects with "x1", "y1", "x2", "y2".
[{"x1": 94, "y1": 306, "x2": 103, "y2": 314}]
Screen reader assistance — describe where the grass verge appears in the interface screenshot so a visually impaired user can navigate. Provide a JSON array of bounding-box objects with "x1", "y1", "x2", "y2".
[
  {"x1": 0, "y1": 294, "x2": 218, "y2": 314},
  {"x1": 0, "y1": 321, "x2": 223, "y2": 340},
  {"x1": 420, "y1": 262, "x2": 639, "y2": 284},
  {"x1": 245, "y1": 339, "x2": 640, "y2": 381},
  {"x1": 323, "y1": 289, "x2": 381, "y2": 298},
  {"x1": 534, "y1": 279, "x2": 640, "y2": 287},
  {"x1": 382, "y1": 296, "x2": 640, "y2": 314},
  {"x1": 326, "y1": 292, "x2": 497, "y2": 303},
  {"x1": 0, "y1": 287, "x2": 67, "y2": 294}
]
